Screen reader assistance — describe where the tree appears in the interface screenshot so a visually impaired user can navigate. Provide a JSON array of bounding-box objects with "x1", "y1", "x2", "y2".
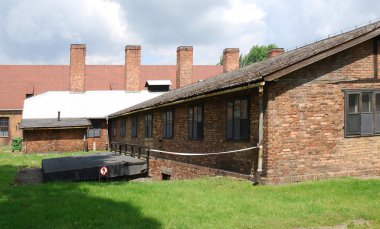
[
  {"x1": 240, "y1": 44, "x2": 277, "y2": 67},
  {"x1": 217, "y1": 44, "x2": 278, "y2": 67}
]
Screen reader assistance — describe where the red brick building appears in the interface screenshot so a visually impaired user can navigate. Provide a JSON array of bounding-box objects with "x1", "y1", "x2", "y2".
[
  {"x1": 0, "y1": 45, "x2": 224, "y2": 147},
  {"x1": 109, "y1": 21, "x2": 380, "y2": 184}
]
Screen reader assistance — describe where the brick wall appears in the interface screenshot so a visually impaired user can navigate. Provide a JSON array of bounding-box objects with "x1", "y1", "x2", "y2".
[
  {"x1": 110, "y1": 89, "x2": 260, "y2": 175},
  {"x1": 223, "y1": 48, "x2": 240, "y2": 73},
  {"x1": 23, "y1": 128, "x2": 87, "y2": 153},
  {"x1": 176, "y1": 46, "x2": 193, "y2": 88},
  {"x1": 149, "y1": 158, "x2": 252, "y2": 181},
  {"x1": 263, "y1": 39, "x2": 380, "y2": 184},
  {"x1": 86, "y1": 120, "x2": 108, "y2": 151},
  {"x1": 69, "y1": 44, "x2": 86, "y2": 92},
  {"x1": 0, "y1": 111, "x2": 22, "y2": 145},
  {"x1": 125, "y1": 45, "x2": 141, "y2": 91}
]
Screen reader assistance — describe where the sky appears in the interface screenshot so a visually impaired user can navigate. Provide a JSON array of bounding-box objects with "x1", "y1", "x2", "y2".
[{"x1": 0, "y1": 0, "x2": 379, "y2": 65}]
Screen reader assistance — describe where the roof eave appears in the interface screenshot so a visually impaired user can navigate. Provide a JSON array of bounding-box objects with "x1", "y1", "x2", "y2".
[
  {"x1": 109, "y1": 79, "x2": 264, "y2": 118},
  {"x1": 264, "y1": 28, "x2": 380, "y2": 82},
  {"x1": 20, "y1": 125, "x2": 91, "y2": 130}
]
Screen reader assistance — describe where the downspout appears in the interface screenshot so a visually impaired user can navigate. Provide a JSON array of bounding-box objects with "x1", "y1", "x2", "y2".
[
  {"x1": 256, "y1": 81, "x2": 265, "y2": 184},
  {"x1": 106, "y1": 117, "x2": 109, "y2": 151},
  {"x1": 374, "y1": 37, "x2": 378, "y2": 79}
]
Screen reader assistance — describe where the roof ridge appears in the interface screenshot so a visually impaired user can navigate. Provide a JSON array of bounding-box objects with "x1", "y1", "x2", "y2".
[{"x1": 109, "y1": 20, "x2": 380, "y2": 117}]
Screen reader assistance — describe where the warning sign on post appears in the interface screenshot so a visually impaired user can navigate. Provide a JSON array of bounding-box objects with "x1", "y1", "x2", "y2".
[{"x1": 99, "y1": 166, "x2": 108, "y2": 176}]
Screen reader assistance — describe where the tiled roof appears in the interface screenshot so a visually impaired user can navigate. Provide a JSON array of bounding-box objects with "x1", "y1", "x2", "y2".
[
  {"x1": 19, "y1": 118, "x2": 91, "y2": 129},
  {"x1": 110, "y1": 20, "x2": 380, "y2": 117},
  {"x1": 0, "y1": 65, "x2": 223, "y2": 110}
]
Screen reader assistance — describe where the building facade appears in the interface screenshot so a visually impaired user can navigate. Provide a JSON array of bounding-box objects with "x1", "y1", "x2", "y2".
[
  {"x1": 109, "y1": 22, "x2": 380, "y2": 184},
  {"x1": 0, "y1": 45, "x2": 224, "y2": 146}
]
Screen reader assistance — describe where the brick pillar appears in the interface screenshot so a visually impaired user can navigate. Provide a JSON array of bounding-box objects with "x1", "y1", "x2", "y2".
[
  {"x1": 125, "y1": 45, "x2": 141, "y2": 92},
  {"x1": 268, "y1": 48, "x2": 284, "y2": 58},
  {"x1": 70, "y1": 44, "x2": 86, "y2": 92},
  {"x1": 176, "y1": 46, "x2": 193, "y2": 89},
  {"x1": 223, "y1": 48, "x2": 240, "y2": 73}
]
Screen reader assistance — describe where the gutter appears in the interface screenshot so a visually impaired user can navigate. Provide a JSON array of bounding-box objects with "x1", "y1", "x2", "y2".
[{"x1": 0, "y1": 109, "x2": 23, "y2": 111}]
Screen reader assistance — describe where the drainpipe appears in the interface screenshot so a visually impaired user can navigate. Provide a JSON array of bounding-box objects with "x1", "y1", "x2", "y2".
[
  {"x1": 256, "y1": 81, "x2": 265, "y2": 184},
  {"x1": 106, "y1": 117, "x2": 109, "y2": 151}
]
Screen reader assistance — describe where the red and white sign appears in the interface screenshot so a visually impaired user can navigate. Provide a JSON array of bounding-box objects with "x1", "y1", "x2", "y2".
[{"x1": 99, "y1": 166, "x2": 108, "y2": 176}]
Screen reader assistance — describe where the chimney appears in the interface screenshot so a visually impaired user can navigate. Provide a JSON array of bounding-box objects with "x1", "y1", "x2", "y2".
[
  {"x1": 125, "y1": 45, "x2": 141, "y2": 91},
  {"x1": 69, "y1": 44, "x2": 86, "y2": 92},
  {"x1": 58, "y1": 111, "x2": 61, "y2": 121},
  {"x1": 223, "y1": 48, "x2": 240, "y2": 73},
  {"x1": 176, "y1": 46, "x2": 193, "y2": 88},
  {"x1": 268, "y1": 48, "x2": 284, "y2": 58}
]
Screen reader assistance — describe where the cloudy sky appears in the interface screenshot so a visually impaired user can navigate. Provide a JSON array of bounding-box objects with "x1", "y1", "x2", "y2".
[{"x1": 0, "y1": 0, "x2": 379, "y2": 65}]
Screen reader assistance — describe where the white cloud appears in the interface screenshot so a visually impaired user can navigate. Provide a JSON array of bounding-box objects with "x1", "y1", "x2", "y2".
[
  {"x1": 0, "y1": 0, "x2": 380, "y2": 64},
  {"x1": 0, "y1": 0, "x2": 135, "y2": 64}
]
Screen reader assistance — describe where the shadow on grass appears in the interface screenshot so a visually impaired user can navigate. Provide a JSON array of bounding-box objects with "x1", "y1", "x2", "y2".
[{"x1": 0, "y1": 165, "x2": 161, "y2": 228}]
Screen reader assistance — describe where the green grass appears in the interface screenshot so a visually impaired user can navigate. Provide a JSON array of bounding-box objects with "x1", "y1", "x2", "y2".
[{"x1": 0, "y1": 146, "x2": 379, "y2": 228}]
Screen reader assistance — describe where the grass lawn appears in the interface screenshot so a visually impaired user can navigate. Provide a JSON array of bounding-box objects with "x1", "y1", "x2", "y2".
[{"x1": 0, "y1": 146, "x2": 379, "y2": 228}]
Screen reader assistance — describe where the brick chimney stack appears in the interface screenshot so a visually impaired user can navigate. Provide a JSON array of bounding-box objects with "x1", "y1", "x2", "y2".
[
  {"x1": 268, "y1": 48, "x2": 284, "y2": 58},
  {"x1": 125, "y1": 45, "x2": 141, "y2": 92},
  {"x1": 69, "y1": 44, "x2": 86, "y2": 92},
  {"x1": 223, "y1": 48, "x2": 240, "y2": 73},
  {"x1": 176, "y1": 46, "x2": 193, "y2": 89}
]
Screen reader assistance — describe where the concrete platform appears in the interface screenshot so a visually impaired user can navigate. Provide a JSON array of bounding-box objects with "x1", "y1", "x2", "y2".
[{"x1": 42, "y1": 152, "x2": 147, "y2": 182}]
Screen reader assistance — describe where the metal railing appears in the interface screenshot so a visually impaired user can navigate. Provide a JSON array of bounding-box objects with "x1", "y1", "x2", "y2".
[{"x1": 110, "y1": 142, "x2": 150, "y2": 174}]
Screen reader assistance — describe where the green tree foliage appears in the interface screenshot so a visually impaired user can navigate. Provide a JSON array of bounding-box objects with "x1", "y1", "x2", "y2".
[
  {"x1": 217, "y1": 44, "x2": 278, "y2": 67},
  {"x1": 240, "y1": 44, "x2": 277, "y2": 67}
]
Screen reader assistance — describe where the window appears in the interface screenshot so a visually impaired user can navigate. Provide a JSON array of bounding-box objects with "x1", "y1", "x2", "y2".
[
  {"x1": 188, "y1": 105, "x2": 204, "y2": 139},
  {"x1": 345, "y1": 90, "x2": 380, "y2": 136},
  {"x1": 87, "y1": 120, "x2": 102, "y2": 138},
  {"x1": 26, "y1": 94, "x2": 33, "y2": 98},
  {"x1": 226, "y1": 99, "x2": 249, "y2": 140},
  {"x1": 145, "y1": 113, "x2": 153, "y2": 138},
  {"x1": 0, "y1": 117, "x2": 9, "y2": 137},
  {"x1": 120, "y1": 118, "x2": 126, "y2": 137},
  {"x1": 163, "y1": 110, "x2": 173, "y2": 139},
  {"x1": 110, "y1": 120, "x2": 116, "y2": 137},
  {"x1": 131, "y1": 116, "x2": 138, "y2": 138}
]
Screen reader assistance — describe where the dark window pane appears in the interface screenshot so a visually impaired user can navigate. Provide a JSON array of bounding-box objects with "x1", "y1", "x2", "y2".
[
  {"x1": 131, "y1": 116, "x2": 138, "y2": 138},
  {"x1": 226, "y1": 102, "x2": 233, "y2": 139},
  {"x1": 88, "y1": 120, "x2": 102, "y2": 138},
  {"x1": 361, "y1": 113, "x2": 373, "y2": 134},
  {"x1": 189, "y1": 105, "x2": 203, "y2": 139},
  {"x1": 240, "y1": 99, "x2": 248, "y2": 119},
  {"x1": 362, "y1": 93, "x2": 372, "y2": 113},
  {"x1": 346, "y1": 114, "x2": 361, "y2": 135},
  {"x1": 234, "y1": 119, "x2": 240, "y2": 140},
  {"x1": 375, "y1": 113, "x2": 380, "y2": 133},
  {"x1": 348, "y1": 94, "x2": 359, "y2": 114},
  {"x1": 197, "y1": 106, "x2": 203, "y2": 122},
  {"x1": 145, "y1": 114, "x2": 153, "y2": 138},
  {"x1": 227, "y1": 102, "x2": 233, "y2": 121},
  {"x1": 234, "y1": 100, "x2": 241, "y2": 119},
  {"x1": 241, "y1": 119, "x2": 249, "y2": 139},
  {"x1": 188, "y1": 108, "x2": 193, "y2": 138},
  {"x1": 376, "y1": 94, "x2": 380, "y2": 112},
  {"x1": 163, "y1": 111, "x2": 173, "y2": 139}
]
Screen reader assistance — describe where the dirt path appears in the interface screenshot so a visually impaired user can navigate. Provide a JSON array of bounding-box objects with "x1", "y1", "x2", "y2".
[{"x1": 15, "y1": 168, "x2": 43, "y2": 185}]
